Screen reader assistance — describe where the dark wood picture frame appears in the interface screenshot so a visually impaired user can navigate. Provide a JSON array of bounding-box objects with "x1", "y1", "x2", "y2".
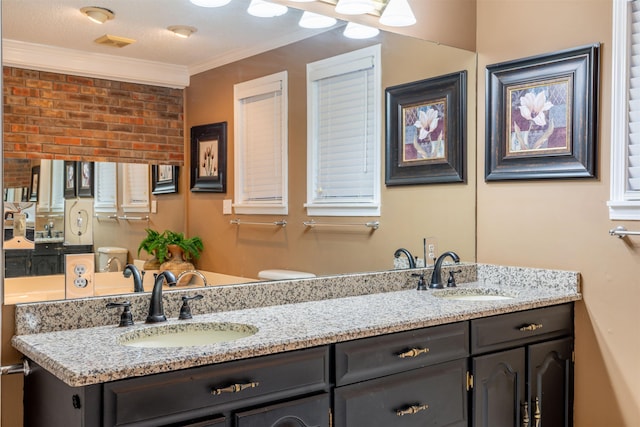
[
  {"x1": 485, "y1": 44, "x2": 600, "y2": 181},
  {"x1": 385, "y1": 71, "x2": 467, "y2": 186},
  {"x1": 77, "y1": 161, "x2": 94, "y2": 197},
  {"x1": 63, "y1": 161, "x2": 76, "y2": 199},
  {"x1": 152, "y1": 165, "x2": 179, "y2": 195},
  {"x1": 190, "y1": 122, "x2": 227, "y2": 193},
  {"x1": 29, "y1": 166, "x2": 40, "y2": 202}
]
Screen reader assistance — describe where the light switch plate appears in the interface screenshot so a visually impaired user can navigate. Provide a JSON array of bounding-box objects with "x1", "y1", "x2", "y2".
[
  {"x1": 65, "y1": 253, "x2": 95, "y2": 299},
  {"x1": 223, "y1": 199, "x2": 232, "y2": 215}
]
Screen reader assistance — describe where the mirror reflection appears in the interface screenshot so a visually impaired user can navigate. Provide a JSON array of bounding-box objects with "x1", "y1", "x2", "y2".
[{"x1": 3, "y1": 5, "x2": 477, "y2": 305}]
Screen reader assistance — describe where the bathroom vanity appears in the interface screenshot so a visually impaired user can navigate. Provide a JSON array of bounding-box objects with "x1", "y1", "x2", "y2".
[{"x1": 12, "y1": 264, "x2": 580, "y2": 427}]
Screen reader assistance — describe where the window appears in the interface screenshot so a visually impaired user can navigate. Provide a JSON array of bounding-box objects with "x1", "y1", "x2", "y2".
[
  {"x1": 121, "y1": 163, "x2": 149, "y2": 213},
  {"x1": 305, "y1": 44, "x2": 381, "y2": 217},
  {"x1": 37, "y1": 160, "x2": 64, "y2": 213},
  {"x1": 94, "y1": 162, "x2": 117, "y2": 213},
  {"x1": 609, "y1": 0, "x2": 640, "y2": 219},
  {"x1": 233, "y1": 71, "x2": 288, "y2": 215}
]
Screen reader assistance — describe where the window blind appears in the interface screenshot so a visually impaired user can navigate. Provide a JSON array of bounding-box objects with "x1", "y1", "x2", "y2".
[
  {"x1": 628, "y1": 1, "x2": 640, "y2": 196},
  {"x1": 94, "y1": 162, "x2": 117, "y2": 212},
  {"x1": 121, "y1": 163, "x2": 149, "y2": 212}
]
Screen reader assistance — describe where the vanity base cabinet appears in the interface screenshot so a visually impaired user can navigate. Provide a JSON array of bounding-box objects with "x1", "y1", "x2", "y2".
[
  {"x1": 235, "y1": 393, "x2": 330, "y2": 427},
  {"x1": 334, "y1": 358, "x2": 468, "y2": 427},
  {"x1": 470, "y1": 304, "x2": 574, "y2": 427}
]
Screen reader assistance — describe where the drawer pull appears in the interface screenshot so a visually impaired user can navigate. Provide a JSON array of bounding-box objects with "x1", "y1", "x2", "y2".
[
  {"x1": 211, "y1": 381, "x2": 260, "y2": 395},
  {"x1": 396, "y1": 404, "x2": 429, "y2": 416},
  {"x1": 397, "y1": 348, "x2": 430, "y2": 358},
  {"x1": 519, "y1": 323, "x2": 543, "y2": 332}
]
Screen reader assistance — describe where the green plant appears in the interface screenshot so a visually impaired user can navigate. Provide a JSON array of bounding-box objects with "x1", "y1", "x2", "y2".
[{"x1": 138, "y1": 228, "x2": 204, "y2": 264}]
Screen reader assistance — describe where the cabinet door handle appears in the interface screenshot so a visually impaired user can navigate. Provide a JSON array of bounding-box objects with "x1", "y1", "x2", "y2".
[
  {"x1": 522, "y1": 401, "x2": 530, "y2": 427},
  {"x1": 397, "y1": 347, "x2": 429, "y2": 358},
  {"x1": 519, "y1": 323, "x2": 543, "y2": 332},
  {"x1": 534, "y1": 397, "x2": 541, "y2": 427},
  {"x1": 396, "y1": 404, "x2": 429, "y2": 416},
  {"x1": 210, "y1": 381, "x2": 259, "y2": 395}
]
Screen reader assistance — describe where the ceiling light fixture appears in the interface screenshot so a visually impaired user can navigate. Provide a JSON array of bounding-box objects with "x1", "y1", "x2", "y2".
[
  {"x1": 189, "y1": 0, "x2": 232, "y2": 6},
  {"x1": 247, "y1": 0, "x2": 288, "y2": 17},
  {"x1": 335, "y1": 0, "x2": 375, "y2": 15},
  {"x1": 343, "y1": 22, "x2": 379, "y2": 39},
  {"x1": 168, "y1": 25, "x2": 198, "y2": 38},
  {"x1": 379, "y1": 0, "x2": 416, "y2": 27},
  {"x1": 80, "y1": 6, "x2": 115, "y2": 24},
  {"x1": 298, "y1": 11, "x2": 337, "y2": 29}
]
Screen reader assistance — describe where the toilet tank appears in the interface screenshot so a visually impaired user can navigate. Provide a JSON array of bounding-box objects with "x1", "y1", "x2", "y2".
[{"x1": 97, "y1": 246, "x2": 128, "y2": 272}]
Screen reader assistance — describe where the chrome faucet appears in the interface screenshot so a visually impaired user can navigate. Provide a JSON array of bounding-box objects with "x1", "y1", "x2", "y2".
[
  {"x1": 104, "y1": 256, "x2": 123, "y2": 272},
  {"x1": 146, "y1": 271, "x2": 177, "y2": 323},
  {"x1": 123, "y1": 264, "x2": 144, "y2": 293},
  {"x1": 176, "y1": 270, "x2": 208, "y2": 287},
  {"x1": 430, "y1": 251, "x2": 460, "y2": 289},
  {"x1": 394, "y1": 248, "x2": 416, "y2": 269}
]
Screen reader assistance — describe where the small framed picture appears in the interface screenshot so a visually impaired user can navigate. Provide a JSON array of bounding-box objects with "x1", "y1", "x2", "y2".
[
  {"x1": 29, "y1": 166, "x2": 40, "y2": 202},
  {"x1": 190, "y1": 122, "x2": 227, "y2": 193},
  {"x1": 152, "y1": 165, "x2": 179, "y2": 195},
  {"x1": 77, "y1": 161, "x2": 94, "y2": 197},
  {"x1": 64, "y1": 161, "x2": 76, "y2": 199}
]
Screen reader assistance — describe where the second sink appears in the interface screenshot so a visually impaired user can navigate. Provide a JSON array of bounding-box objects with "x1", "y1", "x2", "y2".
[{"x1": 118, "y1": 322, "x2": 258, "y2": 348}]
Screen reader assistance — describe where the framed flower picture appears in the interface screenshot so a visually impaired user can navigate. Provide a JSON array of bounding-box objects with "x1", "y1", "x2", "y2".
[
  {"x1": 190, "y1": 122, "x2": 227, "y2": 193},
  {"x1": 485, "y1": 44, "x2": 600, "y2": 180}
]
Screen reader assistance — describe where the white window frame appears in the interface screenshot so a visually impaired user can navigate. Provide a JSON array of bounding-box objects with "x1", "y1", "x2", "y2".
[
  {"x1": 233, "y1": 71, "x2": 288, "y2": 215},
  {"x1": 609, "y1": 0, "x2": 640, "y2": 219},
  {"x1": 120, "y1": 163, "x2": 149, "y2": 213},
  {"x1": 305, "y1": 44, "x2": 381, "y2": 217}
]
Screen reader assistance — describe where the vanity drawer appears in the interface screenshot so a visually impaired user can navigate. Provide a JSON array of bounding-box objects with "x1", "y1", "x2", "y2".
[
  {"x1": 103, "y1": 346, "x2": 330, "y2": 426},
  {"x1": 334, "y1": 358, "x2": 468, "y2": 427},
  {"x1": 470, "y1": 303, "x2": 573, "y2": 354},
  {"x1": 334, "y1": 322, "x2": 468, "y2": 386}
]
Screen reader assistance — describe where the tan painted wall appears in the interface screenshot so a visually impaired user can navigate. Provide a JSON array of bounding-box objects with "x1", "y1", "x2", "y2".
[
  {"x1": 476, "y1": 0, "x2": 638, "y2": 425},
  {"x1": 186, "y1": 28, "x2": 477, "y2": 280}
]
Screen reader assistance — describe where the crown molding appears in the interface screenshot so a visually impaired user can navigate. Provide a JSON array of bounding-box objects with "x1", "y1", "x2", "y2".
[{"x1": 2, "y1": 39, "x2": 190, "y2": 89}]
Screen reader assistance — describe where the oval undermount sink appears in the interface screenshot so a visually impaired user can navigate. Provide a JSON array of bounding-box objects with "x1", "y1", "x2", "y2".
[
  {"x1": 432, "y1": 288, "x2": 515, "y2": 301},
  {"x1": 119, "y1": 322, "x2": 258, "y2": 348}
]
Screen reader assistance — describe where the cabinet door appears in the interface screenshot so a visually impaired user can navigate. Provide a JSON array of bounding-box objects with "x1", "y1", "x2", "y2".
[
  {"x1": 472, "y1": 347, "x2": 525, "y2": 427},
  {"x1": 235, "y1": 394, "x2": 330, "y2": 427},
  {"x1": 165, "y1": 417, "x2": 226, "y2": 426},
  {"x1": 334, "y1": 359, "x2": 468, "y2": 427},
  {"x1": 528, "y1": 338, "x2": 573, "y2": 427},
  {"x1": 4, "y1": 250, "x2": 30, "y2": 277},
  {"x1": 31, "y1": 253, "x2": 60, "y2": 275}
]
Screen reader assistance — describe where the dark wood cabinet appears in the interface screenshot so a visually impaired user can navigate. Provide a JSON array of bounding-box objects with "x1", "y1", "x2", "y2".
[
  {"x1": 235, "y1": 394, "x2": 330, "y2": 427},
  {"x1": 470, "y1": 304, "x2": 574, "y2": 427},
  {"x1": 4, "y1": 243, "x2": 93, "y2": 277},
  {"x1": 4, "y1": 249, "x2": 30, "y2": 277}
]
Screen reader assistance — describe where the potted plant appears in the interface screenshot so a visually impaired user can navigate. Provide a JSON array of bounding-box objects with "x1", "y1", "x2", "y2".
[{"x1": 138, "y1": 228, "x2": 204, "y2": 271}]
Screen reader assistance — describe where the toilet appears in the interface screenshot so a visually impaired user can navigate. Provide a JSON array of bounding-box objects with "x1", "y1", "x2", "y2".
[
  {"x1": 97, "y1": 247, "x2": 128, "y2": 272},
  {"x1": 258, "y1": 269, "x2": 316, "y2": 280}
]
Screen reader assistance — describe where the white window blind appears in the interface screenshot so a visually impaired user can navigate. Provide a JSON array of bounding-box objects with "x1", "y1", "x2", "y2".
[
  {"x1": 234, "y1": 71, "x2": 288, "y2": 215},
  {"x1": 609, "y1": 0, "x2": 640, "y2": 219},
  {"x1": 37, "y1": 160, "x2": 53, "y2": 212},
  {"x1": 94, "y1": 162, "x2": 117, "y2": 212},
  {"x1": 306, "y1": 44, "x2": 381, "y2": 217},
  {"x1": 50, "y1": 160, "x2": 64, "y2": 212},
  {"x1": 121, "y1": 163, "x2": 149, "y2": 213}
]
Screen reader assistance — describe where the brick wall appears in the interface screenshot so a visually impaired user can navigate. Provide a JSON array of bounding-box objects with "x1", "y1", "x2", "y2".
[
  {"x1": 3, "y1": 158, "x2": 31, "y2": 188},
  {"x1": 3, "y1": 67, "x2": 184, "y2": 165}
]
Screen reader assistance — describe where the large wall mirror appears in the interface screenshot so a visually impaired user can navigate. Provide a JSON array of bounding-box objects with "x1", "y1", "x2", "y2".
[{"x1": 2, "y1": 1, "x2": 477, "y2": 304}]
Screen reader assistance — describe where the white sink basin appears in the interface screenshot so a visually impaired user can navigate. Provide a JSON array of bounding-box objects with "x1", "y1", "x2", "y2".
[
  {"x1": 433, "y1": 288, "x2": 515, "y2": 301},
  {"x1": 119, "y1": 322, "x2": 258, "y2": 348}
]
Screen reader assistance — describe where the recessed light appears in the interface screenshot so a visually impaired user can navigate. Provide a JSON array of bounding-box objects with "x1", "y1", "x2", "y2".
[
  {"x1": 189, "y1": 0, "x2": 232, "y2": 6},
  {"x1": 80, "y1": 6, "x2": 115, "y2": 24},
  {"x1": 247, "y1": 0, "x2": 288, "y2": 17},
  {"x1": 343, "y1": 22, "x2": 379, "y2": 39},
  {"x1": 168, "y1": 25, "x2": 198, "y2": 38}
]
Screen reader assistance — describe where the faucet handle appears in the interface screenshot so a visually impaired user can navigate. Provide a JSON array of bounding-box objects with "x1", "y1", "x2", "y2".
[
  {"x1": 106, "y1": 301, "x2": 134, "y2": 327},
  {"x1": 179, "y1": 295, "x2": 204, "y2": 320},
  {"x1": 411, "y1": 273, "x2": 427, "y2": 291},
  {"x1": 447, "y1": 269, "x2": 462, "y2": 288}
]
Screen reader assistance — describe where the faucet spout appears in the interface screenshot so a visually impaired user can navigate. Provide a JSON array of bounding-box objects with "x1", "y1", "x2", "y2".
[
  {"x1": 146, "y1": 271, "x2": 176, "y2": 323},
  {"x1": 430, "y1": 251, "x2": 460, "y2": 289},
  {"x1": 394, "y1": 248, "x2": 416, "y2": 269},
  {"x1": 123, "y1": 264, "x2": 144, "y2": 292}
]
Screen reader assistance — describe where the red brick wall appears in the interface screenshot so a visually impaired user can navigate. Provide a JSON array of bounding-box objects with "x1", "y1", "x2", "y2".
[
  {"x1": 3, "y1": 67, "x2": 184, "y2": 165},
  {"x1": 3, "y1": 158, "x2": 31, "y2": 188}
]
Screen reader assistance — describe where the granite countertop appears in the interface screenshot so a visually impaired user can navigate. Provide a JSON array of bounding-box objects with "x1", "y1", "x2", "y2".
[{"x1": 12, "y1": 268, "x2": 581, "y2": 387}]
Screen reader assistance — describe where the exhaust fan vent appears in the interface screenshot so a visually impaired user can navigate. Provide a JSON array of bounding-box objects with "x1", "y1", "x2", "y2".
[{"x1": 94, "y1": 34, "x2": 136, "y2": 48}]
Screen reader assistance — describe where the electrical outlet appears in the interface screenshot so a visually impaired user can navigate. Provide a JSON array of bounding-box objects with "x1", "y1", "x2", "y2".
[
  {"x1": 65, "y1": 253, "x2": 95, "y2": 299},
  {"x1": 425, "y1": 237, "x2": 438, "y2": 267}
]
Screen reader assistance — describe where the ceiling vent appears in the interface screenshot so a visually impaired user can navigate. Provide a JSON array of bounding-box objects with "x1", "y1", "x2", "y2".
[{"x1": 94, "y1": 34, "x2": 136, "y2": 48}]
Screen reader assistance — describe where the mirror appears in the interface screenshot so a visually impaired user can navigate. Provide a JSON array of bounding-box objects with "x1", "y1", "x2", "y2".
[{"x1": 3, "y1": 4, "x2": 477, "y2": 304}]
